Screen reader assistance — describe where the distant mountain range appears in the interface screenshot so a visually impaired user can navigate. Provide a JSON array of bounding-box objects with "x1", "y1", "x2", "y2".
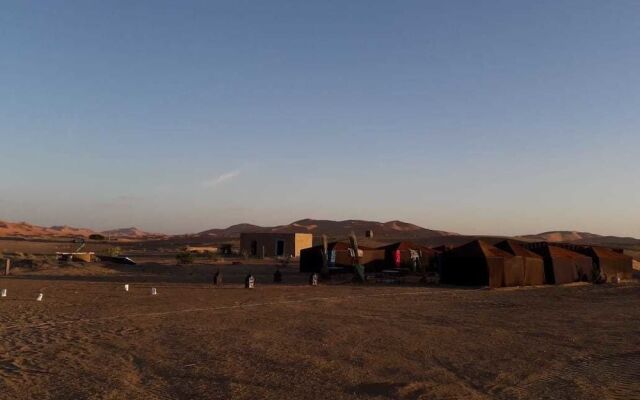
[
  {"x1": 197, "y1": 219, "x2": 455, "y2": 239},
  {"x1": 0, "y1": 220, "x2": 166, "y2": 240},
  {"x1": 0, "y1": 221, "x2": 95, "y2": 238},
  {"x1": 100, "y1": 227, "x2": 167, "y2": 240},
  {"x1": 1, "y1": 218, "x2": 639, "y2": 252}
]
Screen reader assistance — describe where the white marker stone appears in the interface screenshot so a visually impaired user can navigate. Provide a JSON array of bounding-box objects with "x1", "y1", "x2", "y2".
[
  {"x1": 151, "y1": 287, "x2": 157, "y2": 295},
  {"x1": 36, "y1": 293, "x2": 43, "y2": 302},
  {"x1": 124, "y1": 284, "x2": 129, "y2": 292},
  {"x1": 1, "y1": 289, "x2": 6, "y2": 297}
]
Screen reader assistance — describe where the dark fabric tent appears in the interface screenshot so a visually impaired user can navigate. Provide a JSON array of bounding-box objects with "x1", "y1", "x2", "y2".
[
  {"x1": 588, "y1": 247, "x2": 634, "y2": 280},
  {"x1": 556, "y1": 244, "x2": 634, "y2": 281},
  {"x1": 433, "y1": 245, "x2": 453, "y2": 253},
  {"x1": 525, "y1": 243, "x2": 593, "y2": 284},
  {"x1": 495, "y1": 240, "x2": 545, "y2": 286},
  {"x1": 299, "y1": 242, "x2": 385, "y2": 273},
  {"x1": 440, "y1": 240, "x2": 520, "y2": 288},
  {"x1": 377, "y1": 241, "x2": 438, "y2": 271}
]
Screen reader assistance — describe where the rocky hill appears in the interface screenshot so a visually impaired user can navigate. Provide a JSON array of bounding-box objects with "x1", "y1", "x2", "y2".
[
  {"x1": 196, "y1": 219, "x2": 456, "y2": 240},
  {"x1": 100, "y1": 227, "x2": 167, "y2": 240}
]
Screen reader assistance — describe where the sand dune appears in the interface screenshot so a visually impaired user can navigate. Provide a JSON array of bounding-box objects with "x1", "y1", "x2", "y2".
[{"x1": 0, "y1": 221, "x2": 94, "y2": 238}]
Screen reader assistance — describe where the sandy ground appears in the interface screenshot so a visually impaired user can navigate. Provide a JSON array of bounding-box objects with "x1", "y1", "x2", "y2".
[{"x1": 0, "y1": 260, "x2": 638, "y2": 400}]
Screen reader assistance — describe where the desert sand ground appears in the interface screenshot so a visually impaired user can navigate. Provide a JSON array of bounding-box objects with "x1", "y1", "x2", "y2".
[{"x1": 0, "y1": 257, "x2": 638, "y2": 400}]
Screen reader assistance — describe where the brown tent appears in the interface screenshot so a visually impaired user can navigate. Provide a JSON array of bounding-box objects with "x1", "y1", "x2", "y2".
[
  {"x1": 440, "y1": 240, "x2": 521, "y2": 288},
  {"x1": 433, "y1": 245, "x2": 453, "y2": 253},
  {"x1": 377, "y1": 241, "x2": 438, "y2": 271},
  {"x1": 299, "y1": 242, "x2": 385, "y2": 273},
  {"x1": 525, "y1": 243, "x2": 593, "y2": 284},
  {"x1": 589, "y1": 247, "x2": 633, "y2": 280},
  {"x1": 556, "y1": 244, "x2": 634, "y2": 281},
  {"x1": 495, "y1": 240, "x2": 545, "y2": 286}
]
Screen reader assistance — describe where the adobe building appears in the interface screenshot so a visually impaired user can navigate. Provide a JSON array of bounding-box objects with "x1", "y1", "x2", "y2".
[{"x1": 240, "y1": 232, "x2": 313, "y2": 258}]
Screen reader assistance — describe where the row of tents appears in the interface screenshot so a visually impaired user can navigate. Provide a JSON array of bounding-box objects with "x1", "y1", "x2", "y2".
[
  {"x1": 299, "y1": 239, "x2": 635, "y2": 288},
  {"x1": 300, "y1": 241, "x2": 438, "y2": 274}
]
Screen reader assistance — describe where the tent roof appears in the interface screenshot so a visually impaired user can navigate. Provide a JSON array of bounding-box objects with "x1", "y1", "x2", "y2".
[
  {"x1": 548, "y1": 245, "x2": 592, "y2": 259},
  {"x1": 589, "y1": 246, "x2": 633, "y2": 261},
  {"x1": 541, "y1": 243, "x2": 632, "y2": 261},
  {"x1": 433, "y1": 245, "x2": 453, "y2": 252},
  {"x1": 495, "y1": 240, "x2": 542, "y2": 259},
  {"x1": 528, "y1": 243, "x2": 592, "y2": 260},
  {"x1": 447, "y1": 240, "x2": 514, "y2": 259}
]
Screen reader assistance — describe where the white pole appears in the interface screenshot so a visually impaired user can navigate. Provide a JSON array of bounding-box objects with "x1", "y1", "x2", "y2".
[
  {"x1": 151, "y1": 287, "x2": 157, "y2": 295},
  {"x1": 1, "y1": 289, "x2": 6, "y2": 297},
  {"x1": 124, "y1": 284, "x2": 129, "y2": 292}
]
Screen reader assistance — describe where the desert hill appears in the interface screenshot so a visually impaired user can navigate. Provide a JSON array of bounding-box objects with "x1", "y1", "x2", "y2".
[
  {"x1": 100, "y1": 227, "x2": 167, "y2": 240},
  {"x1": 197, "y1": 219, "x2": 456, "y2": 240},
  {"x1": 518, "y1": 231, "x2": 602, "y2": 243},
  {"x1": 517, "y1": 231, "x2": 640, "y2": 251},
  {"x1": 0, "y1": 220, "x2": 164, "y2": 240},
  {"x1": 2, "y1": 218, "x2": 640, "y2": 253},
  {"x1": 0, "y1": 220, "x2": 94, "y2": 238}
]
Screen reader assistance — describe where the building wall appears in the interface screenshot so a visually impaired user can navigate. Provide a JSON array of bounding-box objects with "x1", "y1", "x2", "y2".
[
  {"x1": 240, "y1": 233, "x2": 313, "y2": 258},
  {"x1": 294, "y1": 234, "x2": 313, "y2": 257}
]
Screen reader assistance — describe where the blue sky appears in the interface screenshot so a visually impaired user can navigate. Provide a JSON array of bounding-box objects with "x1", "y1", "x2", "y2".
[{"x1": 1, "y1": 0, "x2": 639, "y2": 236}]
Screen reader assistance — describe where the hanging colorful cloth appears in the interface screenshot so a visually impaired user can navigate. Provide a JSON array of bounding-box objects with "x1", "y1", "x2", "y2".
[{"x1": 394, "y1": 249, "x2": 401, "y2": 268}]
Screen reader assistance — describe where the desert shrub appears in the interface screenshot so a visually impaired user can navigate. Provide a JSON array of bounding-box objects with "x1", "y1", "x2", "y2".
[
  {"x1": 89, "y1": 234, "x2": 106, "y2": 241},
  {"x1": 176, "y1": 251, "x2": 195, "y2": 264}
]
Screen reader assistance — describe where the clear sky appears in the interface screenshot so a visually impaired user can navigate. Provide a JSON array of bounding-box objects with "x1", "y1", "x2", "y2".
[{"x1": 1, "y1": 0, "x2": 639, "y2": 236}]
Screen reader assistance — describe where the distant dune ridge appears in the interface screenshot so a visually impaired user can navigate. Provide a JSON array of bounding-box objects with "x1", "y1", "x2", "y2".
[
  {"x1": 516, "y1": 231, "x2": 640, "y2": 249},
  {"x1": 0, "y1": 220, "x2": 165, "y2": 240},
  {"x1": 518, "y1": 231, "x2": 603, "y2": 243},
  {"x1": 0, "y1": 220, "x2": 94, "y2": 238},
  {"x1": 198, "y1": 218, "x2": 455, "y2": 239},
  {"x1": 1, "y1": 218, "x2": 639, "y2": 253},
  {"x1": 100, "y1": 227, "x2": 167, "y2": 239}
]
